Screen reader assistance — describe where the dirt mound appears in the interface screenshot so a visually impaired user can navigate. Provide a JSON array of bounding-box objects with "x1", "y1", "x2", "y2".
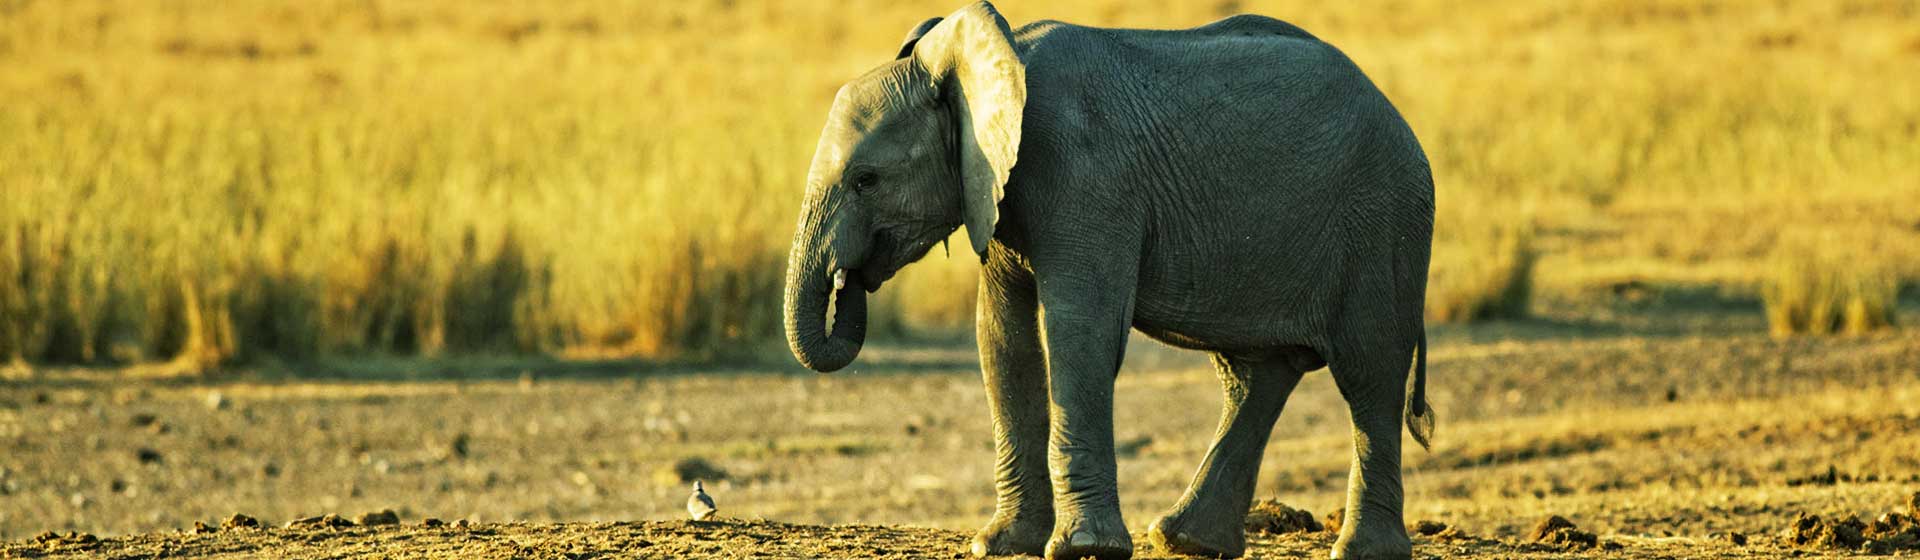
[
  {"x1": 1528, "y1": 515, "x2": 1598, "y2": 550},
  {"x1": 1785, "y1": 510, "x2": 1920, "y2": 553},
  {"x1": 1244, "y1": 499, "x2": 1322, "y2": 534}
]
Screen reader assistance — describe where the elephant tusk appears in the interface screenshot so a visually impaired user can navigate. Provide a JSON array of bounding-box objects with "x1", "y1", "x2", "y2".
[{"x1": 833, "y1": 269, "x2": 847, "y2": 291}]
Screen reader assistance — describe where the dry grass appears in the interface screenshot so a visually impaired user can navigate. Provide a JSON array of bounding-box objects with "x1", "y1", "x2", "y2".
[
  {"x1": 1763, "y1": 230, "x2": 1900, "y2": 337},
  {"x1": 1428, "y1": 225, "x2": 1535, "y2": 323},
  {"x1": 2, "y1": 1, "x2": 1916, "y2": 367}
]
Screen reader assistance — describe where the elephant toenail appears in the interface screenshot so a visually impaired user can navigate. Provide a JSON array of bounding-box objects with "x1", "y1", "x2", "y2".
[{"x1": 1071, "y1": 530, "x2": 1096, "y2": 547}]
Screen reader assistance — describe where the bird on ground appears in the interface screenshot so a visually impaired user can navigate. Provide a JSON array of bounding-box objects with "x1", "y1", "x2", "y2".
[{"x1": 687, "y1": 481, "x2": 717, "y2": 521}]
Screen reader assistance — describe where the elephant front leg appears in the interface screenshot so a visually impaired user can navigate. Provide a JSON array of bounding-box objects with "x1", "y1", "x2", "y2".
[
  {"x1": 1149, "y1": 353, "x2": 1306, "y2": 558},
  {"x1": 971, "y1": 254, "x2": 1053, "y2": 558},
  {"x1": 1036, "y1": 284, "x2": 1138, "y2": 560}
]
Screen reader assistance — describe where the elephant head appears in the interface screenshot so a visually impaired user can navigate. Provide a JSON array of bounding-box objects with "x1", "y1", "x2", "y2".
[{"x1": 783, "y1": 1, "x2": 1026, "y2": 372}]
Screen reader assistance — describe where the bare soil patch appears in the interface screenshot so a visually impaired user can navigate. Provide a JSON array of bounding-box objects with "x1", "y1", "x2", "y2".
[{"x1": 3, "y1": 319, "x2": 1919, "y2": 558}]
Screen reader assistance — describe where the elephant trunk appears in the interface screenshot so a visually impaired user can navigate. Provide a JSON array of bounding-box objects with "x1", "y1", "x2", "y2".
[{"x1": 783, "y1": 238, "x2": 868, "y2": 373}]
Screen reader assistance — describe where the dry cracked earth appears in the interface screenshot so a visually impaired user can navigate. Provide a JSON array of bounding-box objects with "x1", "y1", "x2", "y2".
[{"x1": 3, "y1": 303, "x2": 1920, "y2": 558}]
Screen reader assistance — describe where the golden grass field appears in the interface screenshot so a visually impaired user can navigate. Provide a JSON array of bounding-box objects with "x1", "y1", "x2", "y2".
[
  {"x1": 2, "y1": 0, "x2": 1915, "y2": 369},
  {"x1": 2, "y1": 2, "x2": 1919, "y2": 557}
]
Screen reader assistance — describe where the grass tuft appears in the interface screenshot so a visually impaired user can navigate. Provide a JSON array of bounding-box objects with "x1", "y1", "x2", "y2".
[
  {"x1": 1428, "y1": 225, "x2": 1536, "y2": 323},
  {"x1": 1763, "y1": 233, "x2": 1899, "y2": 337}
]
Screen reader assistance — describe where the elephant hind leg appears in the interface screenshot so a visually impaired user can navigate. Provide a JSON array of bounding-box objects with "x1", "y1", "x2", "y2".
[
  {"x1": 1149, "y1": 350, "x2": 1308, "y2": 558},
  {"x1": 1328, "y1": 344, "x2": 1416, "y2": 560}
]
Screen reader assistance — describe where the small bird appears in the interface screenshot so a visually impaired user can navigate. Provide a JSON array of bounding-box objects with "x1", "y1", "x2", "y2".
[{"x1": 687, "y1": 481, "x2": 717, "y2": 521}]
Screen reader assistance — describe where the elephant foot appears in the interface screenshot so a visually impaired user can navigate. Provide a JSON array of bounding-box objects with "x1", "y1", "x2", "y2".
[
  {"x1": 1330, "y1": 512, "x2": 1411, "y2": 560},
  {"x1": 1044, "y1": 512, "x2": 1132, "y2": 560},
  {"x1": 1147, "y1": 511, "x2": 1245, "y2": 558},
  {"x1": 972, "y1": 512, "x2": 1051, "y2": 558}
]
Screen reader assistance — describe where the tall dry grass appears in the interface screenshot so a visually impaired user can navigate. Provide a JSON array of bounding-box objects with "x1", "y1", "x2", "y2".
[
  {"x1": 2, "y1": 1, "x2": 1916, "y2": 368},
  {"x1": 1762, "y1": 229, "x2": 1901, "y2": 337}
]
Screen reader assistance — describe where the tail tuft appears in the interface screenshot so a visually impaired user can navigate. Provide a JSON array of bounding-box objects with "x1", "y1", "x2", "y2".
[
  {"x1": 1406, "y1": 402, "x2": 1435, "y2": 451},
  {"x1": 1404, "y1": 330, "x2": 1435, "y2": 451}
]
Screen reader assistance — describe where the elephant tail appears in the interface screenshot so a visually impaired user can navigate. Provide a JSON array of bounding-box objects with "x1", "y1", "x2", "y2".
[{"x1": 1404, "y1": 329, "x2": 1435, "y2": 451}]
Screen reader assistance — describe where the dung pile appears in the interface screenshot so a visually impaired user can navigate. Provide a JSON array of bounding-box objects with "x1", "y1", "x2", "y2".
[
  {"x1": 1786, "y1": 511, "x2": 1920, "y2": 553},
  {"x1": 1243, "y1": 499, "x2": 1322, "y2": 535},
  {"x1": 1411, "y1": 520, "x2": 1476, "y2": 541},
  {"x1": 1528, "y1": 515, "x2": 1597, "y2": 550}
]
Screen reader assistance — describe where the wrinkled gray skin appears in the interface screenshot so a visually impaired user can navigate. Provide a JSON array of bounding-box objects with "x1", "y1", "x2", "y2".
[{"x1": 783, "y1": 3, "x2": 1435, "y2": 559}]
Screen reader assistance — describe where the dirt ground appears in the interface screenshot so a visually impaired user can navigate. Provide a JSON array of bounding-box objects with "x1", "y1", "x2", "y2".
[{"x1": 3, "y1": 302, "x2": 1920, "y2": 559}]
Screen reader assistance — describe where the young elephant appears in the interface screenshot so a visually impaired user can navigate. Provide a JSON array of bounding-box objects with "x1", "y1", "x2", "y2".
[{"x1": 782, "y1": 3, "x2": 1435, "y2": 559}]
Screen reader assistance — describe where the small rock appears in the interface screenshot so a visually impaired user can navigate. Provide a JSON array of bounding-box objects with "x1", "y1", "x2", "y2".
[
  {"x1": 454, "y1": 519, "x2": 472, "y2": 529},
  {"x1": 205, "y1": 391, "x2": 230, "y2": 410},
  {"x1": 130, "y1": 413, "x2": 159, "y2": 427},
  {"x1": 193, "y1": 521, "x2": 216, "y2": 534},
  {"x1": 1719, "y1": 531, "x2": 1748, "y2": 546},
  {"x1": 1244, "y1": 499, "x2": 1321, "y2": 534},
  {"x1": 1909, "y1": 491, "x2": 1920, "y2": 517},
  {"x1": 356, "y1": 509, "x2": 400, "y2": 526},
  {"x1": 421, "y1": 518, "x2": 445, "y2": 527},
  {"x1": 222, "y1": 513, "x2": 260, "y2": 530},
  {"x1": 69, "y1": 493, "x2": 89, "y2": 508},
  {"x1": 136, "y1": 448, "x2": 164, "y2": 465}
]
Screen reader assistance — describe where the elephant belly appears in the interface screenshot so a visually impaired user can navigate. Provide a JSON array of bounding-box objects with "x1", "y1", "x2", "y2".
[{"x1": 1129, "y1": 257, "x2": 1330, "y2": 357}]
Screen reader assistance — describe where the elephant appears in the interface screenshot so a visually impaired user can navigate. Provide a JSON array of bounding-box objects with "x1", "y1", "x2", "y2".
[{"x1": 781, "y1": 3, "x2": 1436, "y2": 559}]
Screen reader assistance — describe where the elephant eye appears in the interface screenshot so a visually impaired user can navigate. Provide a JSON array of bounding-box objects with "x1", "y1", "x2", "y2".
[{"x1": 850, "y1": 171, "x2": 878, "y2": 193}]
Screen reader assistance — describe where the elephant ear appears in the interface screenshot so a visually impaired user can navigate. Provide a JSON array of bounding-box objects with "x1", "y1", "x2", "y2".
[
  {"x1": 912, "y1": 1, "x2": 1025, "y2": 258},
  {"x1": 896, "y1": 17, "x2": 943, "y2": 59}
]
